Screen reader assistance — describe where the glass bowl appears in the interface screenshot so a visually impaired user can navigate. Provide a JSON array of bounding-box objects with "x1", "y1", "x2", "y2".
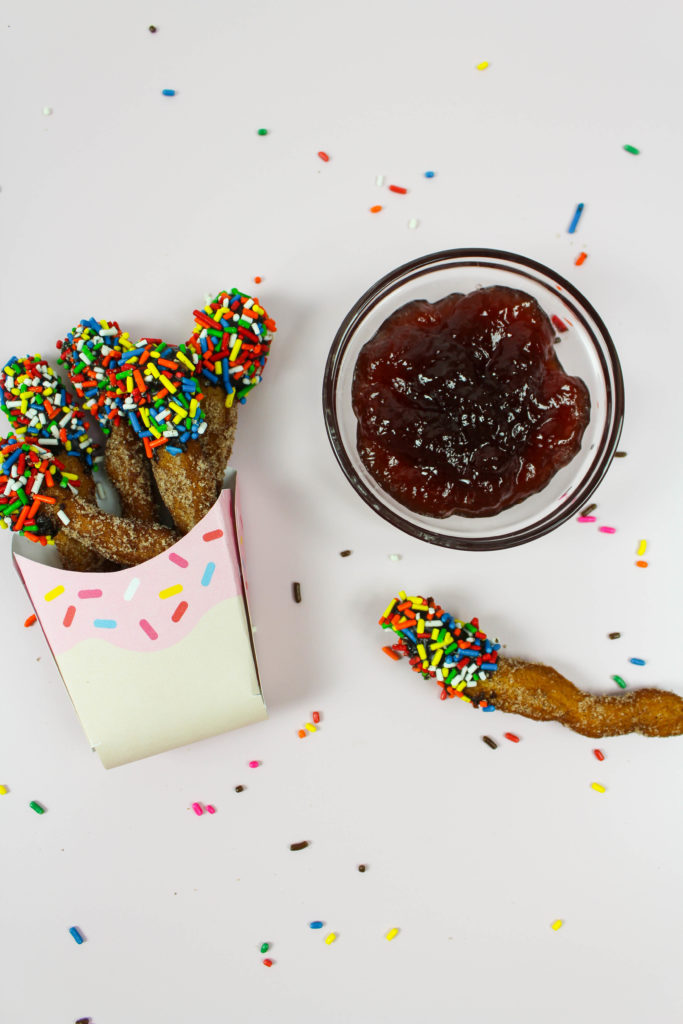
[{"x1": 322, "y1": 248, "x2": 624, "y2": 551}]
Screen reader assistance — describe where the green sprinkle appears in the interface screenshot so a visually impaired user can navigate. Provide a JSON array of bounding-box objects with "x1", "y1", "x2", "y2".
[
  {"x1": 260, "y1": 942, "x2": 269, "y2": 954},
  {"x1": 611, "y1": 675, "x2": 627, "y2": 689},
  {"x1": 29, "y1": 801, "x2": 45, "y2": 814},
  {"x1": 623, "y1": 144, "x2": 640, "y2": 155},
  {"x1": 257, "y1": 128, "x2": 269, "y2": 136}
]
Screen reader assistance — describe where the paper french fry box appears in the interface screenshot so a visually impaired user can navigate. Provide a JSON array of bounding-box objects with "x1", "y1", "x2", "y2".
[{"x1": 12, "y1": 474, "x2": 266, "y2": 768}]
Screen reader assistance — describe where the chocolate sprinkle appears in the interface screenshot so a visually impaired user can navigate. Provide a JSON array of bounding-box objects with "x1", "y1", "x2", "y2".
[
  {"x1": 340, "y1": 549, "x2": 352, "y2": 557},
  {"x1": 482, "y1": 736, "x2": 498, "y2": 749},
  {"x1": 292, "y1": 581, "x2": 302, "y2": 603},
  {"x1": 234, "y1": 785, "x2": 245, "y2": 793},
  {"x1": 290, "y1": 840, "x2": 309, "y2": 851}
]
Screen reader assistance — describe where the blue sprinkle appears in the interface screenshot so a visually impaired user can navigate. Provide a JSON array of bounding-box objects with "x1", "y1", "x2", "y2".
[
  {"x1": 202, "y1": 368, "x2": 219, "y2": 384},
  {"x1": 201, "y1": 561, "x2": 216, "y2": 587},
  {"x1": 93, "y1": 619, "x2": 117, "y2": 629},
  {"x1": 629, "y1": 657, "x2": 646, "y2": 666},
  {"x1": 424, "y1": 170, "x2": 435, "y2": 178},
  {"x1": 69, "y1": 926, "x2": 84, "y2": 945},
  {"x1": 309, "y1": 921, "x2": 324, "y2": 929},
  {"x1": 568, "y1": 202, "x2": 584, "y2": 234},
  {"x1": 162, "y1": 88, "x2": 176, "y2": 97},
  {"x1": 166, "y1": 445, "x2": 183, "y2": 456},
  {"x1": 482, "y1": 705, "x2": 495, "y2": 712}
]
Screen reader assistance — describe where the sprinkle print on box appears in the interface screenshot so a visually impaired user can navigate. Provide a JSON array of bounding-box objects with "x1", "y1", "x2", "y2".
[{"x1": 12, "y1": 479, "x2": 266, "y2": 768}]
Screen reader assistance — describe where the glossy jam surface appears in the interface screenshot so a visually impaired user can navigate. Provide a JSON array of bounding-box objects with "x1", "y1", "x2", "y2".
[{"x1": 351, "y1": 285, "x2": 591, "y2": 518}]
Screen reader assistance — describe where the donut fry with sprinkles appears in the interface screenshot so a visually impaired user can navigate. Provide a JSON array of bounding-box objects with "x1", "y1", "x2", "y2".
[
  {"x1": 180, "y1": 288, "x2": 277, "y2": 490},
  {"x1": 379, "y1": 593, "x2": 683, "y2": 737}
]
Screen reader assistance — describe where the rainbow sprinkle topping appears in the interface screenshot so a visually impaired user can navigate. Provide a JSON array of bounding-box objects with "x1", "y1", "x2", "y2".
[
  {"x1": 180, "y1": 289, "x2": 276, "y2": 407},
  {"x1": 57, "y1": 318, "x2": 128, "y2": 432},
  {"x1": 0, "y1": 356, "x2": 97, "y2": 467},
  {"x1": 379, "y1": 593, "x2": 500, "y2": 707},
  {"x1": 0, "y1": 436, "x2": 80, "y2": 541}
]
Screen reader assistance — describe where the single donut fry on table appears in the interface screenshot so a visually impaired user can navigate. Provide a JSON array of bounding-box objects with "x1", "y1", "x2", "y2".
[
  {"x1": 0, "y1": 355, "x2": 109, "y2": 571},
  {"x1": 180, "y1": 288, "x2": 277, "y2": 488},
  {"x1": 380, "y1": 593, "x2": 683, "y2": 738},
  {"x1": 114, "y1": 336, "x2": 216, "y2": 534},
  {"x1": 0, "y1": 437, "x2": 177, "y2": 567},
  {"x1": 57, "y1": 319, "x2": 157, "y2": 523}
]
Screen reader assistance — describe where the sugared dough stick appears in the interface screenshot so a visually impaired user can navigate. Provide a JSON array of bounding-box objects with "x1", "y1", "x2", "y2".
[
  {"x1": 180, "y1": 289, "x2": 276, "y2": 487},
  {"x1": 114, "y1": 336, "x2": 216, "y2": 534},
  {"x1": 57, "y1": 319, "x2": 157, "y2": 523},
  {"x1": 0, "y1": 355, "x2": 108, "y2": 571},
  {"x1": 379, "y1": 594, "x2": 683, "y2": 738},
  {"x1": 0, "y1": 437, "x2": 177, "y2": 567}
]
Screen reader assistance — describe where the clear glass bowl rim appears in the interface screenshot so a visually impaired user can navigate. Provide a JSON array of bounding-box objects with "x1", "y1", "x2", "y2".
[{"x1": 322, "y1": 247, "x2": 625, "y2": 551}]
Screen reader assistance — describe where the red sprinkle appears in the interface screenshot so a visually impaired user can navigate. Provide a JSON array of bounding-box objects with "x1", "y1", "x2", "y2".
[
  {"x1": 593, "y1": 749, "x2": 605, "y2": 761},
  {"x1": 24, "y1": 614, "x2": 37, "y2": 628},
  {"x1": 504, "y1": 732, "x2": 520, "y2": 743},
  {"x1": 63, "y1": 606, "x2": 76, "y2": 628},
  {"x1": 551, "y1": 314, "x2": 568, "y2": 332},
  {"x1": 203, "y1": 529, "x2": 224, "y2": 542},
  {"x1": 262, "y1": 958, "x2": 273, "y2": 967},
  {"x1": 318, "y1": 151, "x2": 330, "y2": 162},
  {"x1": 312, "y1": 711, "x2": 320, "y2": 724},
  {"x1": 172, "y1": 601, "x2": 188, "y2": 623},
  {"x1": 388, "y1": 184, "x2": 407, "y2": 194},
  {"x1": 575, "y1": 251, "x2": 588, "y2": 266}
]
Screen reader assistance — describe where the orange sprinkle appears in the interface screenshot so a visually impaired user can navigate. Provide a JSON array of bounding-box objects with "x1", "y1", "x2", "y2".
[
  {"x1": 253, "y1": 276, "x2": 262, "y2": 284},
  {"x1": 370, "y1": 205, "x2": 383, "y2": 213},
  {"x1": 298, "y1": 729, "x2": 306, "y2": 738},
  {"x1": 382, "y1": 646, "x2": 401, "y2": 661},
  {"x1": 24, "y1": 614, "x2": 37, "y2": 628},
  {"x1": 635, "y1": 560, "x2": 649, "y2": 568},
  {"x1": 575, "y1": 251, "x2": 588, "y2": 266}
]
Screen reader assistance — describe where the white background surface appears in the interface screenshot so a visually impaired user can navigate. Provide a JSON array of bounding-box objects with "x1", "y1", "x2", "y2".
[{"x1": 1, "y1": 2, "x2": 682, "y2": 1022}]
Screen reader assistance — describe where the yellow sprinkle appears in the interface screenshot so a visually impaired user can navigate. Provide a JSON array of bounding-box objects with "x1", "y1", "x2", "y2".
[
  {"x1": 230, "y1": 340, "x2": 242, "y2": 361},
  {"x1": 126, "y1": 375, "x2": 134, "y2": 393},
  {"x1": 159, "y1": 584, "x2": 183, "y2": 600},
  {"x1": 176, "y1": 350, "x2": 195, "y2": 372},
  {"x1": 417, "y1": 643, "x2": 427, "y2": 661},
  {"x1": 168, "y1": 401, "x2": 186, "y2": 417},
  {"x1": 431, "y1": 649, "x2": 443, "y2": 667},
  {"x1": 325, "y1": 932, "x2": 337, "y2": 945},
  {"x1": 637, "y1": 539, "x2": 647, "y2": 556},
  {"x1": 456, "y1": 680, "x2": 467, "y2": 691},
  {"x1": 551, "y1": 919, "x2": 563, "y2": 931},
  {"x1": 382, "y1": 599, "x2": 397, "y2": 620},
  {"x1": 148, "y1": 424, "x2": 161, "y2": 439},
  {"x1": 477, "y1": 60, "x2": 489, "y2": 70},
  {"x1": 147, "y1": 362, "x2": 161, "y2": 378},
  {"x1": 224, "y1": 391, "x2": 235, "y2": 408},
  {"x1": 213, "y1": 310, "x2": 223, "y2": 322},
  {"x1": 416, "y1": 619, "x2": 424, "y2": 634},
  {"x1": 61, "y1": 472, "x2": 78, "y2": 481},
  {"x1": 0, "y1": 785, "x2": 8, "y2": 795},
  {"x1": 44, "y1": 585, "x2": 65, "y2": 602},
  {"x1": 140, "y1": 408, "x2": 150, "y2": 427},
  {"x1": 158, "y1": 374, "x2": 177, "y2": 394},
  {"x1": 305, "y1": 722, "x2": 317, "y2": 733},
  {"x1": 385, "y1": 928, "x2": 399, "y2": 941},
  {"x1": 431, "y1": 628, "x2": 439, "y2": 640},
  {"x1": 189, "y1": 399, "x2": 198, "y2": 419},
  {"x1": 398, "y1": 591, "x2": 407, "y2": 601},
  {"x1": 591, "y1": 783, "x2": 606, "y2": 793}
]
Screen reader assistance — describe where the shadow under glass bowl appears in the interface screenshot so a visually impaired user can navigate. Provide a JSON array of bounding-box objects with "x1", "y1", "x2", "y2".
[{"x1": 322, "y1": 248, "x2": 624, "y2": 551}]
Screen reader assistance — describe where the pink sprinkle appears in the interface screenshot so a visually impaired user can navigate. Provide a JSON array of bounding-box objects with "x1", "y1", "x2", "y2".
[
  {"x1": 599, "y1": 526, "x2": 617, "y2": 534},
  {"x1": 248, "y1": 760, "x2": 260, "y2": 768},
  {"x1": 203, "y1": 529, "x2": 223, "y2": 542},
  {"x1": 577, "y1": 515, "x2": 597, "y2": 523},
  {"x1": 78, "y1": 589, "x2": 102, "y2": 599},
  {"x1": 63, "y1": 605, "x2": 76, "y2": 628},
  {"x1": 206, "y1": 805, "x2": 216, "y2": 814},
  {"x1": 169, "y1": 553, "x2": 189, "y2": 568},
  {"x1": 172, "y1": 601, "x2": 189, "y2": 623},
  {"x1": 139, "y1": 618, "x2": 158, "y2": 640},
  {"x1": 191, "y1": 802, "x2": 203, "y2": 816}
]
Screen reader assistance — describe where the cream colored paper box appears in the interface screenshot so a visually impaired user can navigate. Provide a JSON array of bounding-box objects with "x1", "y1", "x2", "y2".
[{"x1": 12, "y1": 475, "x2": 267, "y2": 768}]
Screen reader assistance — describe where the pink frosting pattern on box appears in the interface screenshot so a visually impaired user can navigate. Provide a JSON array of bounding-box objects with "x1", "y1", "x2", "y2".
[{"x1": 14, "y1": 491, "x2": 242, "y2": 655}]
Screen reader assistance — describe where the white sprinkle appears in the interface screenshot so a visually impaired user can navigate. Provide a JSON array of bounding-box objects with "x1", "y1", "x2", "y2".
[
  {"x1": 57, "y1": 509, "x2": 70, "y2": 525},
  {"x1": 375, "y1": 174, "x2": 385, "y2": 186},
  {"x1": 124, "y1": 578, "x2": 140, "y2": 602},
  {"x1": 407, "y1": 218, "x2": 419, "y2": 229},
  {"x1": 388, "y1": 553, "x2": 402, "y2": 561},
  {"x1": 31, "y1": 472, "x2": 45, "y2": 494},
  {"x1": 42, "y1": 106, "x2": 53, "y2": 116}
]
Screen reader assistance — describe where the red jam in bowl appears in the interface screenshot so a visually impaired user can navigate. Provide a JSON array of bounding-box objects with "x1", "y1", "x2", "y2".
[{"x1": 351, "y1": 285, "x2": 591, "y2": 518}]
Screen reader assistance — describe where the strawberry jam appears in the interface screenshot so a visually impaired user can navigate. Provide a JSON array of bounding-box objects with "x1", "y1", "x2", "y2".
[{"x1": 351, "y1": 285, "x2": 590, "y2": 517}]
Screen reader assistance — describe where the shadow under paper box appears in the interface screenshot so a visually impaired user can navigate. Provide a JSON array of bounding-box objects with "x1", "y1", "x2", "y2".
[{"x1": 12, "y1": 471, "x2": 266, "y2": 768}]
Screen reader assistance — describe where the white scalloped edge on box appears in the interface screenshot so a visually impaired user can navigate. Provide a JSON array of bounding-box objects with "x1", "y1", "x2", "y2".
[{"x1": 12, "y1": 470, "x2": 266, "y2": 768}]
